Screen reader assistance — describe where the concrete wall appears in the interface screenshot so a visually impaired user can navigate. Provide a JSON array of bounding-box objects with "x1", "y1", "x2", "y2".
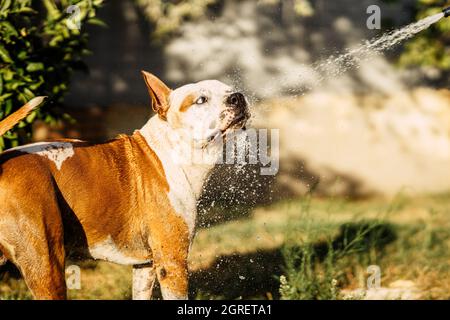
[
  {"x1": 59, "y1": 0, "x2": 450, "y2": 198},
  {"x1": 66, "y1": 0, "x2": 418, "y2": 107},
  {"x1": 66, "y1": 0, "x2": 165, "y2": 107}
]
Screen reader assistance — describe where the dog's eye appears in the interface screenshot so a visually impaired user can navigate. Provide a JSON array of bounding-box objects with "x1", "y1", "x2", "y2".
[{"x1": 195, "y1": 96, "x2": 208, "y2": 105}]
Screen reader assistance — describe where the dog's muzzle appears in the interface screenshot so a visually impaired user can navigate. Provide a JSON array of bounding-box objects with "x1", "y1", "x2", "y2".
[
  {"x1": 200, "y1": 92, "x2": 251, "y2": 148},
  {"x1": 221, "y1": 92, "x2": 250, "y2": 132},
  {"x1": 227, "y1": 92, "x2": 247, "y2": 111}
]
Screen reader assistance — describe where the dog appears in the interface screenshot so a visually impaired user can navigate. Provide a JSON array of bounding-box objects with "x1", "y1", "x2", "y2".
[{"x1": 0, "y1": 71, "x2": 249, "y2": 300}]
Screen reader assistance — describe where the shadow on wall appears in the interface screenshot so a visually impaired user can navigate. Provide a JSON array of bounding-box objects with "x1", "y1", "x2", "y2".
[
  {"x1": 32, "y1": 105, "x2": 152, "y2": 143},
  {"x1": 66, "y1": 0, "x2": 419, "y2": 107},
  {"x1": 164, "y1": 0, "x2": 418, "y2": 98},
  {"x1": 65, "y1": 0, "x2": 166, "y2": 108},
  {"x1": 275, "y1": 158, "x2": 373, "y2": 199}
]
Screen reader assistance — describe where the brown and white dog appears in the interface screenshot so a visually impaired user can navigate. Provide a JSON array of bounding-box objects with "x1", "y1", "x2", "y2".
[{"x1": 0, "y1": 72, "x2": 249, "y2": 300}]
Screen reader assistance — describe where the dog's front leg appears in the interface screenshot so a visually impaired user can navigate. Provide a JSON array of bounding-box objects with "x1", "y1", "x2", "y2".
[
  {"x1": 147, "y1": 208, "x2": 191, "y2": 300},
  {"x1": 156, "y1": 258, "x2": 189, "y2": 300},
  {"x1": 151, "y1": 234, "x2": 190, "y2": 300},
  {"x1": 132, "y1": 264, "x2": 156, "y2": 300}
]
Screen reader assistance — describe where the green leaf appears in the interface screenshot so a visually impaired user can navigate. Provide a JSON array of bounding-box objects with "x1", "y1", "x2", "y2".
[
  {"x1": 45, "y1": 114, "x2": 56, "y2": 125},
  {"x1": 62, "y1": 27, "x2": 70, "y2": 38},
  {"x1": 4, "y1": 99, "x2": 12, "y2": 115},
  {"x1": 0, "y1": 44, "x2": 12, "y2": 63},
  {"x1": 81, "y1": 48, "x2": 92, "y2": 55},
  {"x1": 5, "y1": 80, "x2": 25, "y2": 90},
  {"x1": 26, "y1": 111, "x2": 37, "y2": 123},
  {"x1": 0, "y1": 0, "x2": 12, "y2": 13},
  {"x1": 0, "y1": 21, "x2": 18, "y2": 37},
  {"x1": 15, "y1": 7, "x2": 36, "y2": 14},
  {"x1": 11, "y1": 139, "x2": 19, "y2": 148},
  {"x1": 2, "y1": 68, "x2": 14, "y2": 80},
  {"x1": 87, "y1": 18, "x2": 107, "y2": 28},
  {"x1": 43, "y1": 0, "x2": 61, "y2": 20},
  {"x1": 0, "y1": 92, "x2": 12, "y2": 102},
  {"x1": 26, "y1": 62, "x2": 44, "y2": 72},
  {"x1": 18, "y1": 50, "x2": 28, "y2": 60},
  {"x1": 93, "y1": 0, "x2": 104, "y2": 6},
  {"x1": 2, "y1": 130, "x2": 17, "y2": 140},
  {"x1": 49, "y1": 35, "x2": 64, "y2": 47},
  {"x1": 23, "y1": 87, "x2": 35, "y2": 99},
  {"x1": 18, "y1": 92, "x2": 27, "y2": 104},
  {"x1": 29, "y1": 77, "x2": 44, "y2": 91}
]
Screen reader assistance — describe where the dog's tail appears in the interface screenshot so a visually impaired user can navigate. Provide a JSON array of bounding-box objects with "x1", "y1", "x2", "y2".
[
  {"x1": 0, "y1": 96, "x2": 47, "y2": 137},
  {"x1": 0, "y1": 98, "x2": 45, "y2": 264}
]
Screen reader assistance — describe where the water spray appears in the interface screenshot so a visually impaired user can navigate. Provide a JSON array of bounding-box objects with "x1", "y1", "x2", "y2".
[{"x1": 443, "y1": 6, "x2": 450, "y2": 18}]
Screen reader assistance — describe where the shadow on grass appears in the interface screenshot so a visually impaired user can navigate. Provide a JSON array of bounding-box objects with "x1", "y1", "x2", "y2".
[
  {"x1": 1, "y1": 222, "x2": 397, "y2": 300},
  {"x1": 0, "y1": 261, "x2": 21, "y2": 279},
  {"x1": 197, "y1": 164, "x2": 275, "y2": 228},
  {"x1": 313, "y1": 222, "x2": 397, "y2": 262},
  {"x1": 190, "y1": 222, "x2": 397, "y2": 299},
  {"x1": 190, "y1": 248, "x2": 284, "y2": 299}
]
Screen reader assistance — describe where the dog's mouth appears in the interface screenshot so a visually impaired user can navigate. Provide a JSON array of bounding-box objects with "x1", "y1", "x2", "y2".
[
  {"x1": 202, "y1": 113, "x2": 249, "y2": 148},
  {"x1": 220, "y1": 114, "x2": 248, "y2": 135}
]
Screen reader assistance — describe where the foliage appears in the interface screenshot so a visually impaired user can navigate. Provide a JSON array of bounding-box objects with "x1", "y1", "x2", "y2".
[
  {"x1": 0, "y1": 0, "x2": 103, "y2": 151},
  {"x1": 136, "y1": 0, "x2": 448, "y2": 71},
  {"x1": 135, "y1": 0, "x2": 216, "y2": 38},
  {"x1": 279, "y1": 242, "x2": 340, "y2": 300},
  {"x1": 135, "y1": 0, "x2": 314, "y2": 39},
  {"x1": 398, "y1": 0, "x2": 450, "y2": 70}
]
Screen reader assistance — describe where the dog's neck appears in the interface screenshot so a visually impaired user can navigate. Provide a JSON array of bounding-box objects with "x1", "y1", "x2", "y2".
[{"x1": 139, "y1": 116, "x2": 220, "y2": 201}]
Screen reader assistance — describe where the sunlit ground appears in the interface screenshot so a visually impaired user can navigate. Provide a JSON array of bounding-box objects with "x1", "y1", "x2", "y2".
[{"x1": 1, "y1": 193, "x2": 449, "y2": 300}]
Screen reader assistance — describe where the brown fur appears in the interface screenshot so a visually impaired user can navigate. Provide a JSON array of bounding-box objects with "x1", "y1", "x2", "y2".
[
  {"x1": 0, "y1": 96, "x2": 46, "y2": 136},
  {"x1": 0, "y1": 72, "x2": 229, "y2": 300},
  {"x1": 141, "y1": 71, "x2": 171, "y2": 120},
  {"x1": 179, "y1": 94, "x2": 196, "y2": 112},
  {"x1": 0, "y1": 132, "x2": 190, "y2": 299}
]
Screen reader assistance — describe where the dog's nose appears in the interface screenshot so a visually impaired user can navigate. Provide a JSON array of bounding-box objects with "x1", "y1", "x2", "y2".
[{"x1": 226, "y1": 92, "x2": 247, "y2": 110}]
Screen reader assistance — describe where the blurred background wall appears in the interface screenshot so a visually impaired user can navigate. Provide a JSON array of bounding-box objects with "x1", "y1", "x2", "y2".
[
  {"x1": 66, "y1": 0, "x2": 430, "y2": 106},
  {"x1": 51, "y1": 0, "x2": 450, "y2": 199}
]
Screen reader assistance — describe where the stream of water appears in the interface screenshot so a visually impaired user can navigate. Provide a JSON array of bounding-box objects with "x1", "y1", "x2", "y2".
[
  {"x1": 297, "y1": 12, "x2": 446, "y2": 92},
  {"x1": 203, "y1": 12, "x2": 447, "y2": 220}
]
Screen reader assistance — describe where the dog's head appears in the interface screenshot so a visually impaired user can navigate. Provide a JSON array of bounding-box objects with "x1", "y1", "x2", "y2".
[{"x1": 142, "y1": 71, "x2": 250, "y2": 147}]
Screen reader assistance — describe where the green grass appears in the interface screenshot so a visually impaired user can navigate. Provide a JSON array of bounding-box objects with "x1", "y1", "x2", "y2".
[{"x1": 1, "y1": 193, "x2": 450, "y2": 300}]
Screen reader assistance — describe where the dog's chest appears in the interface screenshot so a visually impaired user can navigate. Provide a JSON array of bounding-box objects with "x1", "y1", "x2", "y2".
[
  {"x1": 138, "y1": 128, "x2": 200, "y2": 235},
  {"x1": 161, "y1": 159, "x2": 198, "y2": 234}
]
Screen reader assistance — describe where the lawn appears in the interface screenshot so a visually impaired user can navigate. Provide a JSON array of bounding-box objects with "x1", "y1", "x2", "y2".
[{"x1": 1, "y1": 193, "x2": 449, "y2": 300}]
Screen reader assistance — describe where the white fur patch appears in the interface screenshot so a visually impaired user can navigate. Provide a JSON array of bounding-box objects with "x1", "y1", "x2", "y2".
[
  {"x1": 132, "y1": 266, "x2": 156, "y2": 300},
  {"x1": 89, "y1": 236, "x2": 151, "y2": 265},
  {"x1": 161, "y1": 287, "x2": 188, "y2": 300},
  {"x1": 8, "y1": 142, "x2": 75, "y2": 170},
  {"x1": 139, "y1": 118, "x2": 200, "y2": 235},
  {"x1": 169, "y1": 80, "x2": 233, "y2": 143},
  {"x1": 139, "y1": 80, "x2": 235, "y2": 236}
]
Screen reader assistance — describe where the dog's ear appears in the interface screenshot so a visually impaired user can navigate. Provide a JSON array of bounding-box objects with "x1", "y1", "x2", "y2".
[{"x1": 141, "y1": 70, "x2": 171, "y2": 120}]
